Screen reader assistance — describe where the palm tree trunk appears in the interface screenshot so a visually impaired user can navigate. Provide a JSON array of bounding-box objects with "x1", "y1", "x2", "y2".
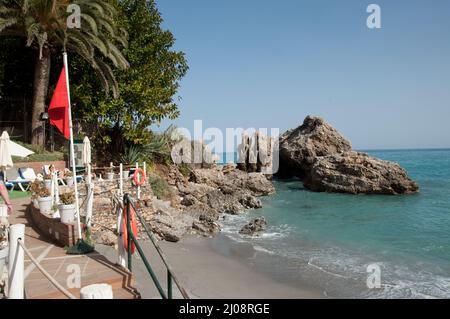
[{"x1": 31, "y1": 48, "x2": 51, "y2": 147}]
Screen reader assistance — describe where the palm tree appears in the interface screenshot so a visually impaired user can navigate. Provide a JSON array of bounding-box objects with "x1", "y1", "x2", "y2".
[{"x1": 0, "y1": 0, "x2": 129, "y2": 146}]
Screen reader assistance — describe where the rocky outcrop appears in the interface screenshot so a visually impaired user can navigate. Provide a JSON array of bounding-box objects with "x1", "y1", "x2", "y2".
[
  {"x1": 278, "y1": 116, "x2": 419, "y2": 195},
  {"x1": 90, "y1": 162, "x2": 275, "y2": 244},
  {"x1": 304, "y1": 152, "x2": 419, "y2": 195},
  {"x1": 180, "y1": 165, "x2": 272, "y2": 217},
  {"x1": 237, "y1": 131, "x2": 275, "y2": 174},
  {"x1": 239, "y1": 217, "x2": 268, "y2": 236},
  {"x1": 278, "y1": 116, "x2": 352, "y2": 178},
  {"x1": 171, "y1": 138, "x2": 216, "y2": 169}
]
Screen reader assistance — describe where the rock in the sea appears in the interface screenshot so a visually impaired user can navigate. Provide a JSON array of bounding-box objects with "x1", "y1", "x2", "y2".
[
  {"x1": 304, "y1": 152, "x2": 420, "y2": 195},
  {"x1": 239, "y1": 217, "x2": 268, "y2": 236},
  {"x1": 279, "y1": 116, "x2": 352, "y2": 178},
  {"x1": 192, "y1": 214, "x2": 221, "y2": 236},
  {"x1": 278, "y1": 116, "x2": 419, "y2": 195},
  {"x1": 237, "y1": 131, "x2": 275, "y2": 174}
]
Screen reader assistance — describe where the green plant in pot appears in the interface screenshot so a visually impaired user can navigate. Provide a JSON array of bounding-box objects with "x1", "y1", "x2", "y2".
[
  {"x1": 59, "y1": 190, "x2": 76, "y2": 224},
  {"x1": 121, "y1": 145, "x2": 143, "y2": 179},
  {"x1": 36, "y1": 185, "x2": 52, "y2": 214}
]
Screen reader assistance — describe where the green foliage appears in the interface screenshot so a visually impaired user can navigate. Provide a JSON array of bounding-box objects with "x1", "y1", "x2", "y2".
[
  {"x1": 141, "y1": 125, "x2": 179, "y2": 163},
  {"x1": 148, "y1": 174, "x2": 172, "y2": 200},
  {"x1": 121, "y1": 144, "x2": 143, "y2": 164},
  {"x1": 178, "y1": 163, "x2": 192, "y2": 178},
  {"x1": 73, "y1": 0, "x2": 188, "y2": 147},
  {"x1": 0, "y1": 0, "x2": 129, "y2": 97}
]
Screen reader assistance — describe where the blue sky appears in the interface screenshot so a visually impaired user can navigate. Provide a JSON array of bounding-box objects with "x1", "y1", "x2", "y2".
[{"x1": 157, "y1": 0, "x2": 450, "y2": 150}]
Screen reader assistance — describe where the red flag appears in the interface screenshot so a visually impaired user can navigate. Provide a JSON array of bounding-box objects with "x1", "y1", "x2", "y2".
[{"x1": 48, "y1": 67, "x2": 70, "y2": 139}]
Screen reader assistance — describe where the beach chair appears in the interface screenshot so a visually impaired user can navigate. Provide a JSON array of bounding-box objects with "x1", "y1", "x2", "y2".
[
  {"x1": 4, "y1": 169, "x2": 31, "y2": 192},
  {"x1": 42, "y1": 165, "x2": 66, "y2": 186},
  {"x1": 18, "y1": 168, "x2": 38, "y2": 182}
]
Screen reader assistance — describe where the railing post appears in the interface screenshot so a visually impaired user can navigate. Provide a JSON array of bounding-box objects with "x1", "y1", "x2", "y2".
[
  {"x1": 167, "y1": 271, "x2": 173, "y2": 299},
  {"x1": 8, "y1": 224, "x2": 25, "y2": 299},
  {"x1": 116, "y1": 204, "x2": 127, "y2": 269},
  {"x1": 125, "y1": 195, "x2": 133, "y2": 272}
]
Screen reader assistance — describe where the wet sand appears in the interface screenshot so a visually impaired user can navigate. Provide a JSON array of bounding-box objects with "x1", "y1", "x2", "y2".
[{"x1": 98, "y1": 234, "x2": 325, "y2": 299}]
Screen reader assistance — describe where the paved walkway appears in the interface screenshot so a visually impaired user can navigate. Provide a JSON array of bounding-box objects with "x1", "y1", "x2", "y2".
[{"x1": 8, "y1": 197, "x2": 139, "y2": 299}]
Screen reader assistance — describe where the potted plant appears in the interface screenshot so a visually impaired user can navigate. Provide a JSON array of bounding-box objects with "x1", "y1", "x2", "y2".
[
  {"x1": 37, "y1": 186, "x2": 52, "y2": 214},
  {"x1": 59, "y1": 190, "x2": 76, "y2": 224},
  {"x1": 64, "y1": 169, "x2": 74, "y2": 187},
  {"x1": 43, "y1": 173, "x2": 53, "y2": 191},
  {"x1": 121, "y1": 145, "x2": 143, "y2": 179},
  {"x1": 106, "y1": 167, "x2": 115, "y2": 181}
]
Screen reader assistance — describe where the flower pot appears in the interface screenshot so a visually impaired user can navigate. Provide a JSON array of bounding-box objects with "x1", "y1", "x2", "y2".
[
  {"x1": 66, "y1": 176, "x2": 74, "y2": 187},
  {"x1": 44, "y1": 179, "x2": 52, "y2": 192},
  {"x1": 38, "y1": 196, "x2": 53, "y2": 214},
  {"x1": 59, "y1": 204, "x2": 76, "y2": 224},
  {"x1": 106, "y1": 172, "x2": 114, "y2": 181},
  {"x1": 122, "y1": 171, "x2": 130, "y2": 179}
]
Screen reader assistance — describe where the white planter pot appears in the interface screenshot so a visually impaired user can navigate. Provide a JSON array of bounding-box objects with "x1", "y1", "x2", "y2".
[
  {"x1": 122, "y1": 171, "x2": 130, "y2": 179},
  {"x1": 66, "y1": 177, "x2": 74, "y2": 187},
  {"x1": 106, "y1": 172, "x2": 114, "y2": 181},
  {"x1": 0, "y1": 247, "x2": 8, "y2": 259},
  {"x1": 59, "y1": 204, "x2": 76, "y2": 224},
  {"x1": 38, "y1": 196, "x2": 53, "y2": 214},
  {"x1": 44, "y1": 179, "x2": 52, "y2": 191}
]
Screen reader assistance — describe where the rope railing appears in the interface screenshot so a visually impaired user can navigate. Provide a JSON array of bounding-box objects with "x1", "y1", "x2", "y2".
[{"x1": 17, "y1": 239, "x2": 77, "y2": 299}]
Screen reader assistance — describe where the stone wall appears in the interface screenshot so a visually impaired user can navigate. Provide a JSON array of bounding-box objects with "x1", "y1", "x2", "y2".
[{"x1": 28, "y1": 203, "x2": 79, "y2": 247}]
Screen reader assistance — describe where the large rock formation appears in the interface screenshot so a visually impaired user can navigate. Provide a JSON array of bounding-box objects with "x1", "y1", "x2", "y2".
[
  {"x1": 237, "y1": 131, "x2": 275, "y2": 174},
  {"x1": 279, "y1": 116, "x2": 352, "y2": 178},
  {"x1": 278, "y1": 116, "x2": 419, "y2": 195},
  {"x1": 304, "y1": 152, "x2": 419, "y2": 195}
]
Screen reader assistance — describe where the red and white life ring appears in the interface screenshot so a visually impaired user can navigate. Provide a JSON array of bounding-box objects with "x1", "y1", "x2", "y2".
[{"x1": 132, "y1": 168, "x2": 146, "y2": 187}]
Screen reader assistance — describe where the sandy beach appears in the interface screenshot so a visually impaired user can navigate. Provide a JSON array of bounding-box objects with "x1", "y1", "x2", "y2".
[{"x1": 97, "y1": 234, "x2": 325, "y2": 299}]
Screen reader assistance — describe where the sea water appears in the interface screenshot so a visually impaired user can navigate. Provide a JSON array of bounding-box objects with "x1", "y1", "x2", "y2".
[{"x1": 217, "y1": 149, "x2": 450, "y2": 298}]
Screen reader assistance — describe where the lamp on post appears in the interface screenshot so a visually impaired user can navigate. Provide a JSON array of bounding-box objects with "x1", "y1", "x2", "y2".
[{"x1": 40, "y1": 112, "x2": 49, "y2": 150}]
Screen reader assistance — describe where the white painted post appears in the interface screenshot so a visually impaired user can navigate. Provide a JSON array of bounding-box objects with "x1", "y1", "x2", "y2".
[
  {"x1": 86, "y1": 181, "x2": 94, "y2": 228},
  {"x1": 116, "y1": 206, "x2": 126, "y2": 268},
  {"x1": 8, "y1": 224, "x2": 25, "y2": 299},
  {"x1": 119, "y1": 163, "x2": 123, "y2": 197},
  {"x1": 143, "y1": 162, "x2": 147, "y2": 185},
  {"x1": 80, "y1": 283, "x2": 113, "y2": 299},
  {"x1": 135, "y1": 162, "x2": 140, "y2": 200}
]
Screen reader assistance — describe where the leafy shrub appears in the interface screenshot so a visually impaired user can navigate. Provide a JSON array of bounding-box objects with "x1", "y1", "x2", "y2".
[
  {"x1": 148, "y1": 174, "x2": 173, "y2": 200},
  {"x1": 121, "y1": 144, "x2": 143, "y2": 165},
  {"x1": 178, "y1": 163, "x2": 191, "y2": 177}
]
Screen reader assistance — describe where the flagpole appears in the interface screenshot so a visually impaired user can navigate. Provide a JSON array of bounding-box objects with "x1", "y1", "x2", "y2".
[{"x1": 63, "y1": 52, "x2": 82, "y2": 240}]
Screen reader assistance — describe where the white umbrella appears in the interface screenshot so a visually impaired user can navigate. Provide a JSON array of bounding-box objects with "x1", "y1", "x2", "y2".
[
  {"x1": 82, "y1": 136, "x2": 91, "y2": 166},
  {"x1": 0, "y1": 131, "x2": 13, "y2": 170},
  {"x1": 9, "y1": 140, "x2": 34, "y2": 158},
  {"x1": 83, "y1": 136, "x2": 94, "y2": 228}
]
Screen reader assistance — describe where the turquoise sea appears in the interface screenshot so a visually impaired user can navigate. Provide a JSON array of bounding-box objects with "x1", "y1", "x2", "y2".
[{"x1": 217, "y1": 149, "x2": 450, "y2": 298}]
